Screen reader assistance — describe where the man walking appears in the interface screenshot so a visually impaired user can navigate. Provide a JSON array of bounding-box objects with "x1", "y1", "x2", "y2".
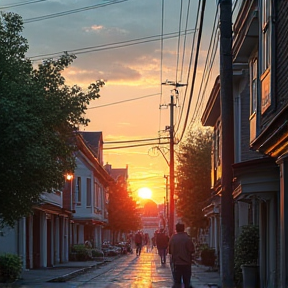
[
  {"x1": 156, "y1": 228, "x2": 169, "y2": 264},
  {"x1": 168, "y1": 223, "x2": 195, "y2": 288},
  {"x1": 134, "y1": 230, "x2": 143, "y2": 256}
]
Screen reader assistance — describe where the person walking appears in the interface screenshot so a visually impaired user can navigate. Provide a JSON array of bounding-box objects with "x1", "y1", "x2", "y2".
[
  {"x1": 156, "y1": 228, "x2": 169, "y2": 264},
  {"x1": 168, "y1": 223, "x2": 195, "y2": 288},
  {"x1": 134, "y1": 230, "x2": 143, "y2": 256}
]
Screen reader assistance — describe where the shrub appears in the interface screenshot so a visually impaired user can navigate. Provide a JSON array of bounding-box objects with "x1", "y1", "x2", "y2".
[
  {"x1": 70, "y1": 244, "x2": 90, "y2": 261},
  {"x1": 0, "y1": 253, "x2": 22, "y2": 283},
  {"x1": 234, "y1": 225, "x2": 259, "y2": 286},
  {"x1": 200, "y1": 246, "x2": 216, "y2": 267},
  {"x1": 91, "y1": 249, "x2": 104, "y2": 258}
]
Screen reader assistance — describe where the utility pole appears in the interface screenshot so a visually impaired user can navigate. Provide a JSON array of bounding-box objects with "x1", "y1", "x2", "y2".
[
  {"x1": 164, "y1": 175, "x2": 169, "y2": 223},
  {"x1": 169, "y1": 93, "x2": 175, "y2": 236},
  {"x1": 161, "y1": 81, "x2": 186, "y2": 236},
  {"x1": 219, "y1": 1, "x2": 234, "y2": 287}
]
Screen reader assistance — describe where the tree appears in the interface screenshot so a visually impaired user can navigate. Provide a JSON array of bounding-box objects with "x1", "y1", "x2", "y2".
[
  {"x1": 175, "y1": 126, "x2": 212, "y2": 237},
  {"x1": 108, "y1": 176, "x2": 142, "y2": 242},
  {"x1": 0, "y1": 12, "x2": 104, "y2": 227}
]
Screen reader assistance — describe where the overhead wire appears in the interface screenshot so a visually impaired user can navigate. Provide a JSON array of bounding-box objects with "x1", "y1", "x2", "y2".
[
  {"x1": 175, "y1": 0, "x2": 183, "y2": 85},
  {"x1": 179, "y1": 0, "x2": 191, "y2": 83},
  {"x1": 22, "y1": 0, "x2": 129, "y2": 23},
  {"x1": 173, "y1": 0, "x2": 202, "y2": 141},
  {"x1": 0, "y1": 0, "x2": 47, "y2": 9},
  {"x1": 159, "y1": 0, "x2": 165, "y2": 133},
  {"x1": 29, "y1": 29, "x2": 196, "y2": 61},
  {"x1": 188, "y1": 4, "x2": 220, "y2": 130},
  {"x1": 174, "y1": 0, "x2": 197, "y2": 137},
  {"x1": 87, "y1": 93, "x2": 160, "y2": 110},
  {"x1": 175, "y1": 0, "x2": 206, "y2": 144},
  {"x1": 103, "y1": 142, "x2": 170, "y2": 150},
  {"x1": 104, "y1": 137, "x2": 169, "y2": 144}
]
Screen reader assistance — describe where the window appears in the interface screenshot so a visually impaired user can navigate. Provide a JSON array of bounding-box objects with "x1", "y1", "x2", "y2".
[
  {"x1": 86, "y1": 178, "x2": 91, "y2": 207},
  {"x1": 261, "y1": 0, "x2": 271, "y2": 72},
  {"x1": 260, "y1": 0, "x2": 271, "y2": 114},
  {"x1": 250, "y1": 58, "x2": 257, "y2": 115},
  {"x1": 76, "y1": 177, "x2": 81, "y2": 204}
]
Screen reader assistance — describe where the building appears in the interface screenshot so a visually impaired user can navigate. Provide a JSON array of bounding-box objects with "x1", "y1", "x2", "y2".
[
  {"x1": 71, "y1": 132, "x2": 113, "y2": 249},
  {"x1": 201, "y1": 1, "x2": 288, "y2": 287}
]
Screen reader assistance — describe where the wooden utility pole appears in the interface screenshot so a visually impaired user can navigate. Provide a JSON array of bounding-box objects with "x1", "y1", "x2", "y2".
[
  {"x1": 169, "y1": 94, "x2": 175, "y2": 236},
  {"x1": 219, "y1": 0, "x2": 234, "y2": 287}
]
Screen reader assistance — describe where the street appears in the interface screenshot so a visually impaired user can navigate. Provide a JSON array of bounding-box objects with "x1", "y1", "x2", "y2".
[
  {"x1": 11, "y1": 249, "x2": 174, "y2": 288},
  {"x1": 10, "y1": 248, "x2": 221, "y2": 288},
  {"x1": 66, "y1": 249, "x2": 173, "y2": 288}
]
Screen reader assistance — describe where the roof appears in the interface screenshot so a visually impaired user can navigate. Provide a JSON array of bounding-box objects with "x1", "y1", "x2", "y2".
[
  {"x1": 104, "y1": 164, "x2": 128, "y2": 181},
  {"x1": 79, "y1": 131, "x2": 103, "y2": 161}
]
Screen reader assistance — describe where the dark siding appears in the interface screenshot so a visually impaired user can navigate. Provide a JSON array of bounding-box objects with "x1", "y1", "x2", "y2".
[{"x1": 276, "y1": 1, "x2": 288, "y2": 109}]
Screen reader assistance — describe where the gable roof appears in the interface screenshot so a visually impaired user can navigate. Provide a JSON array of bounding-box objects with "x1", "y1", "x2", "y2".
[{"x1": 78, "y1": 131, "x2": 103, "y2": 162}]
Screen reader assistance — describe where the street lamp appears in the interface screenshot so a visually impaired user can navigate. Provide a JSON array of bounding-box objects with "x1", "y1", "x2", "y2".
[{"x1": 66, "y1": 174, "x2": 74, "y2": 210}]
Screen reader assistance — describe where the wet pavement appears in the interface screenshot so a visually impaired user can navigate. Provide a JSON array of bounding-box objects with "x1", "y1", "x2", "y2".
[{"x1": 2, "y1": 249, "x2": 221, "y2": 288}]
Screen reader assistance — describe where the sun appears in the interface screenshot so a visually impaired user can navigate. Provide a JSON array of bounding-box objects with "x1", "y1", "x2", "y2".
[{"x1": 138, "y1": 187, "x2": 152, "y2": 199}]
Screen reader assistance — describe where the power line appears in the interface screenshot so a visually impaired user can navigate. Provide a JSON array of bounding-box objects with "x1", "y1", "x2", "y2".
[
  {"x1": 0, "y1": 0, "x2": 47, "y2": 9},
  {"x1": 88, "y1": 93, "x2": 160, "y2": 109},
  {"x1": 29, "y1": 29, "x2": 196, "y2": 61},
  {"x1": 176, "y1": 0, "x2": 206, "y2": 144},
  {"x1": 173, "y1": 0, "x2": 202, "y2": 141},
  {"x1": 103, "y1": 142, "x2": 170, "y2": 150},
  {"x1": 188, "y1": 4, "x2": 219, "y2": 130},
  {"x1": 104, "y1": 137, "x2": 169, "y2": 144},
  {"x1": 23, "y1": 0, "x2": 128, "y2": 23}
]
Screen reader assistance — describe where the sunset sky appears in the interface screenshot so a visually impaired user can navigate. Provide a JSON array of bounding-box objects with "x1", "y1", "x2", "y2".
[{"x1": 2, "y1": 0, "x2": 222, "y2": 204}]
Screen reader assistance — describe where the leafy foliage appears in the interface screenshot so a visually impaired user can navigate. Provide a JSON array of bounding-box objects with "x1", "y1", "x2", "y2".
[
  {"x1": 0, "y1": 253, "x2": 22, "y2": 283},
  {"x1": 0, "y1": 12, "x2": 104, "y2": 227},
  {"x1": 175, "y1": 127, "x2": 213, "y2": 235},
  {"x1": 108, "y1": 176, "x2": 142, "y2": 236},
  {"x1": 234, "y1": 225, "x2": 259, "y2": 285}
]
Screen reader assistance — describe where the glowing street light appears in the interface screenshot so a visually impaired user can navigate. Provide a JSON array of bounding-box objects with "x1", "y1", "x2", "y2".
[{"x1": 66, "y1": 174, "x2": 74, "y2": 210}]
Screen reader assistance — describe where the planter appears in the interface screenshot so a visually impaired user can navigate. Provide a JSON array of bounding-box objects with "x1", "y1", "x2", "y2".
[{"x1": 241, "y1": 264, "x2": 259, "y2": 288}]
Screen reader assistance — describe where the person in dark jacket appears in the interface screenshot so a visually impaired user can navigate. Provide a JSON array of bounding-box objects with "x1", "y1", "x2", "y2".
[
  {"x1": 168, "y1": 223, "x2": 195, "y2": 288},
  {"x1": 134, "y1": 230, "x2": 143, "y2": 256},
  {"x1": 156, "y1": 228, "x2": 169, "y2": 264}
]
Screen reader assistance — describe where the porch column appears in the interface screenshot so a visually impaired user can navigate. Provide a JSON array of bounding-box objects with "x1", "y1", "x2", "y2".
[
  {"x1": 28, "y1": 216, "x2": 33, "y2": 269},
  {"x1": 40, "y1": 212, "x2": 47, "y2": 267},
  {"x1": 55, "y1": 216, "x2": 60, "y2": 264},
  {"x1": 64, "y1": 217, "x2": 69, "y2": 262},
  {"x1": 18, "y1": 218, "x2": 26, "y2": 269},
  {"x1": 60, "y1": 217, "x2": 65, "y2": 262},
  {"x1": 277, "y1": 153, "x2": 288, "y2": 287},
  {"x1": 50, "y1": 215, "x2": 54, "y2": 265}
]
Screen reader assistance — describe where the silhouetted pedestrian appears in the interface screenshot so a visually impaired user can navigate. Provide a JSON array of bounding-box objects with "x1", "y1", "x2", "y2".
[
  {"x1": 135, "y1": 230, "x2": 143, "y2": 256},
  {"x1": 168, "y1": 223, "x2": 195, "y2": 288},
  {"x1": 156, "y1": 228, "x2": 169, "y2": 264}
]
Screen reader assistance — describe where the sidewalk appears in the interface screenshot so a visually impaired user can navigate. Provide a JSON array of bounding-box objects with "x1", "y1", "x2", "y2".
[{"x1": 6, "y1": 254, "x2": 221, "y2": 288}]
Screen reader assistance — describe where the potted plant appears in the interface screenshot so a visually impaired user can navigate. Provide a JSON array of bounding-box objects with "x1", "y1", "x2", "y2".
[
  {"x1": 234, "y1": 225, "x2": 259, "y2": 288},
  {"x1": 200, "y1": 244, "x2": 216, "y2": 269}
]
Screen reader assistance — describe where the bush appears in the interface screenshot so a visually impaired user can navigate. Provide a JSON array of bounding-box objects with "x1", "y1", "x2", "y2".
[
  {"x1": 200, "y1": 246, "x2": 216, "y2": 267},
  {"x1": 91, "y1": 249, "x2": 104, "y2": 257},
  {"x1": 0, "y1": 253, "x2": 22, "y2": 283},
  {"x1": 70, "y1": 244, "x2": 90, "y2": 261},
  {"x1": 234, "y1": 225, "x2": 259, "y2": 286}
]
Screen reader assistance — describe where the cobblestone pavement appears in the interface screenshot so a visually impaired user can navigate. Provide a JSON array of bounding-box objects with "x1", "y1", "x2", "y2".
[{"x1": 5, "y1": 249, "x2": 221, "y2": 288}]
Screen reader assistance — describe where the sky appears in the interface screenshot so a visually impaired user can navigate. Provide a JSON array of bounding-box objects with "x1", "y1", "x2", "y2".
[{"x1": 1, "y1": 0, "x2": 221, "y2": 204}]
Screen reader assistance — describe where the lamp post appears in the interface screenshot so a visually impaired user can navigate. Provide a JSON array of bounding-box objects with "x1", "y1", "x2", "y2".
[{"x1": 66, "y1": 174, "x2": 74, "y2": 211}]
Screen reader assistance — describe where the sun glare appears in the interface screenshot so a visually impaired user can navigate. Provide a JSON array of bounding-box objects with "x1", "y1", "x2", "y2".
[{"x1": 138, "y1": 187, "x2": 152, "y2": 199}]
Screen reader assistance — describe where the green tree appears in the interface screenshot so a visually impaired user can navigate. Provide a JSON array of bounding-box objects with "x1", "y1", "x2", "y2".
[
  {"x1": 108, "y1": 176, "x2": 142, "y2": 243},
  {"x1": 175, "y1": 126, "x2": 212, "y2": 237},
  {"x1": 0, "y1": 12, "x2": 104, "y2": 227}
]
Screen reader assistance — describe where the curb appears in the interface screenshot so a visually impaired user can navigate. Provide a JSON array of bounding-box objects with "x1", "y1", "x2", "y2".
[{"x1": 48, "y1": 255, "x2": 121, "y2": 282}]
